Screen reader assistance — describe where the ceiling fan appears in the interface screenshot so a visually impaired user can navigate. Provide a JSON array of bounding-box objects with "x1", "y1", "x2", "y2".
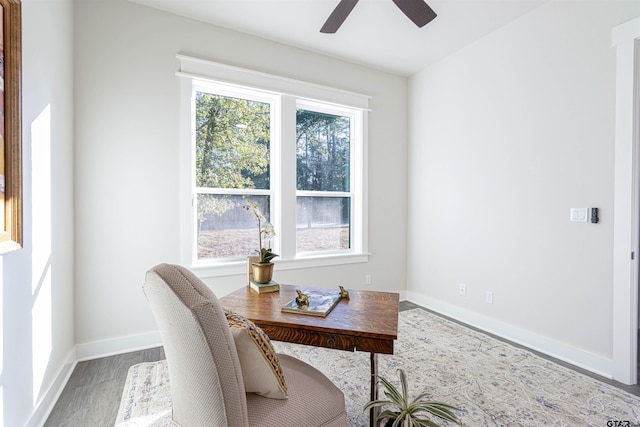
[{"x1": 320, "y1": 0, "x2": 437, "y2": 33}]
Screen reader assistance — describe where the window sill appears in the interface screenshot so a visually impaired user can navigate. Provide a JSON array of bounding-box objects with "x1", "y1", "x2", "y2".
[{"x1": 189, "y1": 253, "x2": 370, "y2": 279}]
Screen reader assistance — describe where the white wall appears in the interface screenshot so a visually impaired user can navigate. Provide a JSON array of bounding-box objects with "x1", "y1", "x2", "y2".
[
  {"x1": 407, "y1": 0, "x2": 640, "y2": 378},
  {"x1": 1, "y1": 0, "x2": 75, "y2": 426},
  {"x1": 73, "y1": 0, "x2": 407, "y2": 357}
]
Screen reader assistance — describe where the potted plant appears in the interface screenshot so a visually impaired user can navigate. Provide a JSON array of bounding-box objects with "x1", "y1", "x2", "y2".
[
  {"x1": 364, "y1": 369, "x2": 462, "y2": 427},
  {"x1": 243, "y1": 201, "x2": 278, "y2": 283}
]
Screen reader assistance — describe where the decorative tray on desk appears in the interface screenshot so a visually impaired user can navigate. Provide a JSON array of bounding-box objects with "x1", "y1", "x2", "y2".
[{"x1": 281, "y1": 287, "x2": 349, "y2": 317}]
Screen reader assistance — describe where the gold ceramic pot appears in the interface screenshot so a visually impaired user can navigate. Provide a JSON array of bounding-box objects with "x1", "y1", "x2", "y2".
[{"x1": 252, "y1": 262, "x2": 274, "y2": 284}]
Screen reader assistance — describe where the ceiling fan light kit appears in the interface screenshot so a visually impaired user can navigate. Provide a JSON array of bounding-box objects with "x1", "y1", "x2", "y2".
[{"x1": 320, "y1": 0, "x2": 437, "y2": 33}]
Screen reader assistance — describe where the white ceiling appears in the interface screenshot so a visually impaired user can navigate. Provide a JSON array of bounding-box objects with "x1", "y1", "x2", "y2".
[{"x1": 130, "y1": 0, "x2": 547, "y2": 76}]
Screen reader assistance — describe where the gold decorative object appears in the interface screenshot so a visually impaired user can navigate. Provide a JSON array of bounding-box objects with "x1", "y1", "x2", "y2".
[
  {"x1": 295, "y1": 290, "x2": 309, "y2": 306},
  {"x1": 339, "y1": 286, "x2": 350, "y2": 300},
  {"x1": 252, "y1": 262, "x2": 274, "y2": 284}
]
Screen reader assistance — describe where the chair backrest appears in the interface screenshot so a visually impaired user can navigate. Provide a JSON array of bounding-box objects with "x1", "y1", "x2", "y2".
[{"x1": 143, "y1": 263, "x2": 250, "y2": 427}]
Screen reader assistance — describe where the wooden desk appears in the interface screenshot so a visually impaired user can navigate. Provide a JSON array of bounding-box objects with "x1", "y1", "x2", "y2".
[{"x1": 220, "y1": 284, "x2": 399, "y2": 427}]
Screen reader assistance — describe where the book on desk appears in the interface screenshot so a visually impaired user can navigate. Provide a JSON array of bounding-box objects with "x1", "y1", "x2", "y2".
[{"x1": 249, "y1": 279, "x2": 280, "y2": 294}]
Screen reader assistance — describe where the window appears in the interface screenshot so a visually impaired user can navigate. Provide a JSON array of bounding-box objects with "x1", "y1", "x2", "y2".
[
  {"x1": 193, "y1": 84, "x2": 276, "y2": 262},
  {"x1": 296, "y1": 103, "x2": 354, "y2": 255},
  {"x1": 178, "y1": 55, "x2": 369, "y2": 275}
]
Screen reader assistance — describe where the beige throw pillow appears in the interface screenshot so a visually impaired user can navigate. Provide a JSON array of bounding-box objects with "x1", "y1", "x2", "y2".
[{"x1": 225, "y1": 310, "x2": 288, "y2": 399}]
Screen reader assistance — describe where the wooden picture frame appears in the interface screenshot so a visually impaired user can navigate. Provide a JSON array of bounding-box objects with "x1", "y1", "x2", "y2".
[{"x1": 0, "y1": 0, "x2": 21, "y2": 255}]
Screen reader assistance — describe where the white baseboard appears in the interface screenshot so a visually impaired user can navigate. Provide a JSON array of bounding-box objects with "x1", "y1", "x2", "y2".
[
  {"x1": 76, "y1": 330, "x2": 162, "y2": 361},
  {"x1": 27, "y1": 347, "x2": 77, "y2": 427},
  {"x1": 407, "y1": 291, "x2": 614, "y2": 380}
]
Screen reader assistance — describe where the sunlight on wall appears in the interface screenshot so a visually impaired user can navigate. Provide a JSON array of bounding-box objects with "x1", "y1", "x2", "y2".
[{"x1": 31, "y1": 105, "x2": 52, "y2": 402}]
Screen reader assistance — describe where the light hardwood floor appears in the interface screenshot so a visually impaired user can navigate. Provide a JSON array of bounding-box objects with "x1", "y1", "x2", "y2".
[{"x1": 45, "y1": 301, "x2": 640, "y2": 426}]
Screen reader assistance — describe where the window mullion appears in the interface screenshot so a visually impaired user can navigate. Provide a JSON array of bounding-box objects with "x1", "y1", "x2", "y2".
[
  {"x1": 351, "y1": 110, "x2": 365, "y2": 254},
  {"x1": 296, "y1": 190, "x2": 353, "y2": 198},
  {"x1": 194, "y1": 188, "x2": 271, "y2": 196},
  {"x1": 279, "y1": 96, "x2": 297, "y2": 260}
]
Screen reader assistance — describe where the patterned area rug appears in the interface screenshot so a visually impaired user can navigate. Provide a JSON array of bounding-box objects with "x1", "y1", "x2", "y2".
[{"x1": 115, "y1": 309, "x2": 640, "y2": 426}]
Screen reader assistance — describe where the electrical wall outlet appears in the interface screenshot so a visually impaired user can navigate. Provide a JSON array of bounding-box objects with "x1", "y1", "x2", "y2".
[
  {"x1": 485, "y1": 291, "x2": 494, "y2": 304},
  {"x1": 365, "y1": 274, "x2": 372, "y2": 285},
  {"x1": 459, "y1": 283, "x2": 466, "y2": 296}
]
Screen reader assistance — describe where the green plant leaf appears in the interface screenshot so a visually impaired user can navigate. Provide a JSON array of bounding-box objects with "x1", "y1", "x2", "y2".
[
  {"x1": 399, "y1": 369, "x2": 409, "y2": 404},
  {"x1": 414, "y1": 402, "x2": 462, "y2": 425},
  {"x1": 409, "y1": 391, "x2": 432, "y2": 405},
  {"x1": 259, "y1": 247, "x2": 278, "y2": 263},
  {"x1": 378, "y1": 374, "x2": 404, "y2": 407},
  {"x1": 363, "y1": 399, "x2": 393, "y2": 411},
  {"x1": 377, "y1": 409, "x2": 400, "y2": 422},
  {"x1": 412, "y1": 418, "x2": 441, "y2": 427}
]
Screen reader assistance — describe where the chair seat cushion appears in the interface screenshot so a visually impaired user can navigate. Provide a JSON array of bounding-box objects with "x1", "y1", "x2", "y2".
[
  {"x1": 226, "y1": 310, "x2": 288, "y2": 399},
  {"x1": 246, "y1": 354, "x2": 348, "y2": 427}
]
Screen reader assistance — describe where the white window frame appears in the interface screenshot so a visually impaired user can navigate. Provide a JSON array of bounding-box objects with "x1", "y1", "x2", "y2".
[
  {"x1": 177, "y1": 54, "x2": 370, "y2": 278},
  {"x1": 190, "y1": 81, "x2": 280, "y2": 267},
  {"x1": 294, "y1": 100, "x2": 364, "y2": 259}
]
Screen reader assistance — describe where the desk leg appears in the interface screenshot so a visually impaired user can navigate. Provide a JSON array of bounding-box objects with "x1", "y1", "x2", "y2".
[{"x1": 370, "y1": 352, "x2": 378, "y2": 427}]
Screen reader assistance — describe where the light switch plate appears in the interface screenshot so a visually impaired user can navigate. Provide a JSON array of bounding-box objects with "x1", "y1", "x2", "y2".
[{"x1": 570, "y1": 208, "x2": 588, "y2": 222}]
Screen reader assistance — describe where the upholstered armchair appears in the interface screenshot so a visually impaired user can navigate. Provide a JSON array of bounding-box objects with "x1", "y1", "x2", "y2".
[{"x1": 143, "y1": 263, "x2": 348, "y2": 427}]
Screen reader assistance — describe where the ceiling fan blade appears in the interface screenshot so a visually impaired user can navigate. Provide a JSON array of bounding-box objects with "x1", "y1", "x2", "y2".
[
  {"x1": 320, "y1": 0, "x2": 359, "y2": 33},
  {"x1": 392, "y1": 0, "x2": 437, "y2": 28}
]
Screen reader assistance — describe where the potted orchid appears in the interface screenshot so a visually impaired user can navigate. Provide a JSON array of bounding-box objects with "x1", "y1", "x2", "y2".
[{"x1": 243, "y1": 201, "x2": 278, "y2": 283}]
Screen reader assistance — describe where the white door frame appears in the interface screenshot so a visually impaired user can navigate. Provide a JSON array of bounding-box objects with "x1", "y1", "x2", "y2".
[{"x1": 612, "y1": 17, "x2": 640, "y2": 385}]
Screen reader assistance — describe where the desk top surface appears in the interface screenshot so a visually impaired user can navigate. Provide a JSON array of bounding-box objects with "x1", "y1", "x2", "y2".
[{"x1": 219, "y1": 284, "x2": 399, "y2": 341}]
